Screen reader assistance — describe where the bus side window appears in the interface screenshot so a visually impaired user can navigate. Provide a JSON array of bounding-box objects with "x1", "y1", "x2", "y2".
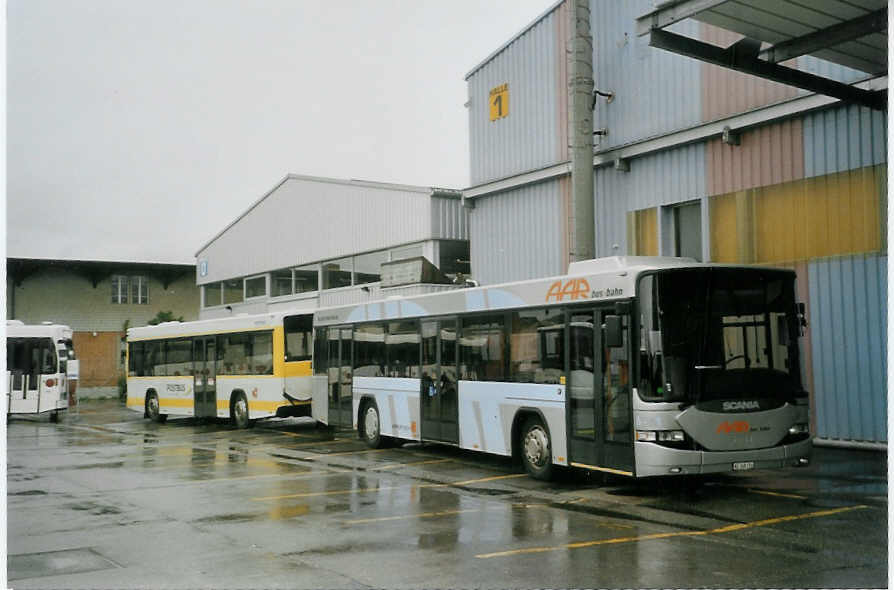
[{"x1": 284, "y1": 315, "x2": 313, "y2": 362}]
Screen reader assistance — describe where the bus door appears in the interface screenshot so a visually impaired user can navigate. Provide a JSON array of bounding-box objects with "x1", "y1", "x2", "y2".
[
  {"x1": 420, "y1": 319, "x2": 458, "y2": 444},
  {"x1": 7, "y1": 338, "x2": 29, "y2": 412},
  {"x1": 193, "y1": 337, "x2": 217, "y2": 418},
  {"x1": 566, "y1": 307, "x2": 634, "y2": 475},
  {"x1": 328, "y1": 327, "x2": 353, "y2": 428}
]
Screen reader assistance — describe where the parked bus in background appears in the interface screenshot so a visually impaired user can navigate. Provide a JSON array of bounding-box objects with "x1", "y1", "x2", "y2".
[
  {"x1": 126, "y1": 311, "x2": 313, "y2": 427},
  {"x1": 6, "y1": 321, "x2": 79, "y2": 422},
  {"x1": 312, "y1": 256, "x2": 811, "y2": 480}
]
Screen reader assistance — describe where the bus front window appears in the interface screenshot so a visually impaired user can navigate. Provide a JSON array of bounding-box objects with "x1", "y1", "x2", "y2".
[{"x1": 638, "y1": 269, "x2": 803, "y2": 404}]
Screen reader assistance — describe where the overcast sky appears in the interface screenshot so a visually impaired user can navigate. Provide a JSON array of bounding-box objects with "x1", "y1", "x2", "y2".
[{"x1": 7, "y1": 0, "x2": 549, "y2": 264}]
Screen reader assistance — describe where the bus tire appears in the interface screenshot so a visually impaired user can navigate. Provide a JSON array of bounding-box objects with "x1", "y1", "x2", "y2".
[
  {"x1": 146, "y1": 392, "x2": 167, "y2": 424},
  {"x1": 230, "y1": 392, "x2": 250, "y2": 429},
  {"x1": 50, "y1": 411, "x2": 59, "y2": 423},
  {"x1": 520, "y1": 416, "x2": 554, "y2": 481},
  {"x1": 359, "y1": 400, "x2": 383, "y2": 449}
]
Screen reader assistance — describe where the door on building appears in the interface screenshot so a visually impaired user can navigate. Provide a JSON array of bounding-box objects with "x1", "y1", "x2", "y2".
[
  {"x1": 566, "y1": 307, "x2": 634, "y2": 475},
  {"x1": 673, "y1": 201, "x2": 702, "y2": 261},
  {"x1": 420, "y1": 319, "x2": 459, "y2": 444},
  {"x1": 193, "y1": 337, "x2": 217, "y2": 418},
  {"x1": 327, "y1": 327, "x2": 354, "y2": 428}
]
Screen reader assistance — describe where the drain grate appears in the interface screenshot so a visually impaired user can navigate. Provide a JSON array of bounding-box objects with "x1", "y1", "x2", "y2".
[{"x1": 8, "y1": 547, "x2": 119, "y2": 581}]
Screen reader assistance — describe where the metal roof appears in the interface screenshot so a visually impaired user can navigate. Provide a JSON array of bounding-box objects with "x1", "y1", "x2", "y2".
[{"x1": 637, "y1": 0, "x2": 887, "y2": 109}]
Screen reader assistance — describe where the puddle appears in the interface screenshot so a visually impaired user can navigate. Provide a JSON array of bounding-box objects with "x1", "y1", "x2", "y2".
[{"x1": 8, "y1": 548, "x2": 119, "y2": 581}]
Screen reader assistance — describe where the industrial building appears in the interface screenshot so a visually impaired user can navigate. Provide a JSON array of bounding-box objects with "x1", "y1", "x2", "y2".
[
  {"x1": 463, "y1": 0, "x2": 886, "y2": 446},
  {"x1": 195, "y1": 174, "x2": 469, "y2": 319},
  {"x1": 188, "y1": 0, "x2": 885, "y2": 448}
]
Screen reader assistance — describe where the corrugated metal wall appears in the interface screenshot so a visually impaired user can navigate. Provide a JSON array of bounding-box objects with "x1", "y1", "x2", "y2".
[
  {"x1": 592, "y1": 1, "x2": 702, "y2": 150},
  {"x1": 470, "y1": 179, "x2": 566, "y2": 285},
  {"x1": 803, "y1": 104, "x2": 888, "y2": 176},
  {"x1": 197, "y1": 177, "x2": 466, "y2": 284},
  {"x1": 595, "y1": 142, "x2": 706, "y2": 256},
  {"x1": 466, "y1": 4, "x2": 567, "y2": 185},
  {"x1": 809, "y1": 254, "x2": 887, "y2": 443}
]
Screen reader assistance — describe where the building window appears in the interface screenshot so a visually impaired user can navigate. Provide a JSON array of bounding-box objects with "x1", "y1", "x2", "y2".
[
  {"x1": 245, "y1": 275, "x2": 267, "y2": 299},
  {"x1": 673, "y1": 201, "x2": 702, "y2": 261},
  {"x1": 111, "y1": 275, "x2": 128, "y2": 304},
  {"x1": 272, "y1": 270, "x2": 293, "y2": 297},
  {"x1": 204, "y1": 282, "x2": 222, "y2": 307},
  {"x1": 354, "y1": 251, "x2": 387, "y2": 285},
  {"x1": 112, "y1": 275, "x2": 149, "y2": 305},
  {"x1": 294, "y1": 264, "x2": 319, "y2": 293},
  {"x1": 322, "y1": 257, "x2": 352, "y2": 290},
  {"x1": 223, "y1": 279, "x2": 244, "y2": 304},
  {"x1": 131, "y1": 276, "x2": 149, "y2": 304}
]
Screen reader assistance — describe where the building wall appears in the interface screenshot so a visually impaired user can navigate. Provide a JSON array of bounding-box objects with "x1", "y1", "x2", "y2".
[
  {"x1": 8, "y1": 266, "x2": 199, "y2": 390},
  {"x1": 196, "y1": 176, "x2": 465, "y2": 286},
  {"x1": 466, "y1": 2, "x2": 569, "y2": 185}
]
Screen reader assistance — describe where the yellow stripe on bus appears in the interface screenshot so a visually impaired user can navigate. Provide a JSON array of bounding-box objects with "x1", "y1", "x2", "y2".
[{"x1": 128, "y1": 396, "x2": 309, "y2": 413}]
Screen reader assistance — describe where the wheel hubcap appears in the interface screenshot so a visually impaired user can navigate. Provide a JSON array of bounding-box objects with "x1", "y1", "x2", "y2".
[
  {"x1": 235, "y1": 398, "x2": 247, "y2": 423},
  {"x1": 148, "y1": 396, "x2": 158, "y2": 417},
  {"x1": 524, "y1": 426, "x2": 549, "y2": 468},
  {"x1": 364, "y1": 407, "x2": 379, "y2": 440}
]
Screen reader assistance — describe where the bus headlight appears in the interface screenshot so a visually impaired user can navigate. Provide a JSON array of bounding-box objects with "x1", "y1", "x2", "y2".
[
  {"x1": 788, "y1": 423, "x2": 809, "y2": 435},
  {"x1": 636, "y1": 430, "x2": 684, "y2": 442}
]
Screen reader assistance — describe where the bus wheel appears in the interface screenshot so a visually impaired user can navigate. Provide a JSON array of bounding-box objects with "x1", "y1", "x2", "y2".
[
  {"x1": 360, "y1": 401, "x2": 383, "y2": 448},
  {"x1": 50, "y1": 411, "x2": 59, "y2": 423},
  {"x1": 231, "y1": 393, "x2": 250, "y2": 429},
  {"x1": 520, "y1": 417, "x2": 554, "y2": 481},
  {"x1": 146, "y1": 393, "x2": 167, "y2": 423}
]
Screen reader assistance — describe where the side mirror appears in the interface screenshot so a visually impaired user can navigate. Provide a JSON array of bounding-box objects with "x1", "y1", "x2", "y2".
[{"x1": 603, "y1": 315, "x2": 623, "y2": 348}]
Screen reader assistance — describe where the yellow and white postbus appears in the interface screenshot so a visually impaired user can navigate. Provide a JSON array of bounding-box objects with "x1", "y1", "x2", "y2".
[
  {"x1": 6, "y1": 321, "x2": 79, "y2": 422},
  {"x1": 126, "y1": 311, "x2": 313, "y2": 427},
  {"x1": 312, "y1": 256, "x2": 812, "y2": 480}
]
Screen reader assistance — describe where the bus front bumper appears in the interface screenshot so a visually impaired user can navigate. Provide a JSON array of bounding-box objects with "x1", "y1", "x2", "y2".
[{"x1": 634, "y1": 437, "x2": 812, "y2": 478}]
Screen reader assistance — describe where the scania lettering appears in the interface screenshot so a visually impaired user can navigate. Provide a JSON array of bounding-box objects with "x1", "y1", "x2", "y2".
[{"x1": 310, "y1": 256, "x2": 812, "y2": 480}]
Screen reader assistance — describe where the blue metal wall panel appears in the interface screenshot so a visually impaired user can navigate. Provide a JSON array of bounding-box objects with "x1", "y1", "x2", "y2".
[
  {"x1": 592, "y1": 0, "x2": 702, "y2": 150},
  {"x1": 808, "y1": 254, "x2": 887, "y2": 443},
  {"x1": 803, "y1": 103, "x2": 887, "y2": 177},
  {"x1": 593, "y1": 142, "x2": 706, "y2": 257},
  {"x1": 470, "y1": 179, "x2": 565, "y2": 285},
  {"x1": 467, "y1": 5, "x2": 564, "y2": 185}
]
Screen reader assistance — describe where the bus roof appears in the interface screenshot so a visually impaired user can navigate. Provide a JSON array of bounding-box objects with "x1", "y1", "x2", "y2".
[
  {"x1": 313, "y1": 256, "x2": 795, "y2": 327},
  {"x1": 6, "y1": 321, "x2": 73, "y2": 340},
  {"x1": 127, "y1": 309, "x2": 313, "y2": 341}
]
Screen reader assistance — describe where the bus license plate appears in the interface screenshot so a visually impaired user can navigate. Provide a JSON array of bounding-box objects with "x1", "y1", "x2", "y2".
[{"x1": 733, "y1": 461, "x2": 755, "y2": 471}]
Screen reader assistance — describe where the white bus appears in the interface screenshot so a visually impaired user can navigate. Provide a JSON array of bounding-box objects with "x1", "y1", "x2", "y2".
[
  {"x1": 311, "y1": 256, "x2": 812, "y2": 480},
  {"x1": 6, "y1": 321, "x2": 79, "y2": 422},
  {"x1": 126, "y1": 311, "x2": 313, "y2": 427}
]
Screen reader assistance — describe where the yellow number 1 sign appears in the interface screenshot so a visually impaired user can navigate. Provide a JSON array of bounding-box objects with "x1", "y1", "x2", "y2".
[{"x1": 489, "y1": 83, "x2": 508, "y2": 121}]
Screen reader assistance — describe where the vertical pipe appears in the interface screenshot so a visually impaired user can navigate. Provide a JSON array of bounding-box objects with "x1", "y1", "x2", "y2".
[{"x1": 569, "y1": 0, "x2": 594, "y2": 262}]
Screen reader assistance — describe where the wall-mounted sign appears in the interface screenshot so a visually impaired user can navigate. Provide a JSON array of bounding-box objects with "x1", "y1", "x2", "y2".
[{"x1": 489, "y1": 83, "x2": 509, "y2": 121}]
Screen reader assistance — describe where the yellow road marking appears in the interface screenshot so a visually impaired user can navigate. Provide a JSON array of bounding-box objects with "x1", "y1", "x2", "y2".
[
  {"x1": 342, "y1": 508, "x2": 482, "y2": 525},
  {"x1": 475, "y1": 504, "x2": 869, "y2": 559},
  {"x1": 748, "y1": 488, "x2": 808, "y2": 500},
  {"x1": 252, "y1": 472, "x2": 525, "y2": 501}
]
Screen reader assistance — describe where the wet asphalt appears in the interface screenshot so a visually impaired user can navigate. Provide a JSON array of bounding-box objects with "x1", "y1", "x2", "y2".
[{"x1": 6, "y1": 399, "x2": 888, "y2": 589}]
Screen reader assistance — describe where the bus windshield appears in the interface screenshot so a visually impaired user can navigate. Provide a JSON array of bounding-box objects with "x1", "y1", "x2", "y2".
[{"x1": 638, "y1": 268, "x2": 803, "y2": 404}]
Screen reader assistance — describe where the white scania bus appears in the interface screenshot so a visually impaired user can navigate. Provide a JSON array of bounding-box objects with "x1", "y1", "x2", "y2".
[
  {"x1": 126, "y1": 311, "x2": 313, "y2": 427},
  {"x1": 311, "y1": 256, "x2": 812, "y2": 480},
  {"x1": 6, "y1": 321, "x2": 79, "y2": 422}
]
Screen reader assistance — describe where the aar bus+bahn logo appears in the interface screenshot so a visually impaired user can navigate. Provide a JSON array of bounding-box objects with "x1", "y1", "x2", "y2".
[{"x1": 545, "y1": 279, "x2": 591, "y2": 302}]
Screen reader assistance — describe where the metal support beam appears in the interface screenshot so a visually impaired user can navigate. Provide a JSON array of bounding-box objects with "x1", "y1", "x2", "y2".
[
  {"x1": 636, "y1": 0, "x2": 729, "y2": 37},
  {"x1": 760, "y1": 9, "x2": 887, "y2": 68},
  {"x1": 648, "y1": 28, "x2": 886, "y2": 110}
]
